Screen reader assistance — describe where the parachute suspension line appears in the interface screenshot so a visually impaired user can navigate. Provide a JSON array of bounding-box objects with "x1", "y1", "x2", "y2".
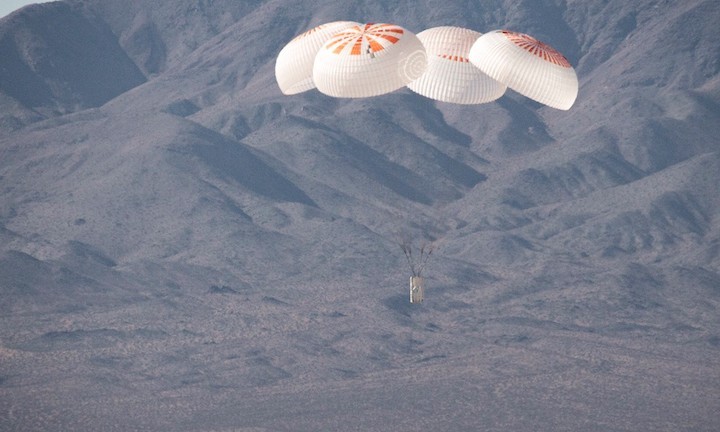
[
  {"x1": 400, "y1": 240, "x2": 434, "y2": 277},
  {"x1": 401, "y1": 242, "x2": 415, "y2": 276},
  {"x1": 416, "y1": 243, "x2": 433, "y2": 278}
]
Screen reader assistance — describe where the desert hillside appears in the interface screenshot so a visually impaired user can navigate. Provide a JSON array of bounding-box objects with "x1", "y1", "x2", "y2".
[{"x1": 1, "y1": 1, "x2": 719, "y2": 430}]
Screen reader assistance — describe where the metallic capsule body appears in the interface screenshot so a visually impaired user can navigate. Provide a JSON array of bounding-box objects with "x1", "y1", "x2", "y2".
[{"x1": 410, "y1": 276, "x2": 424, "y2": 304}]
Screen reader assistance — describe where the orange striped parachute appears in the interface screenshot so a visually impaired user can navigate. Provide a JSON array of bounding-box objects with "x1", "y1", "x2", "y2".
[
  {"x1": 469, "y1": 30, "x2": 578, "y2": 110},
  {"x1": 275, "y1": 21, "x2": 361, "y2": 95},
  {"x1": 276, "y1": 24, "x2": 577, "y2": 109},
  {"x1": 312, "y1": 23, "x2": 427, "y2": 98},
  {"x1": 407, "y1": 26, "x2": 506, "y2": 104}
]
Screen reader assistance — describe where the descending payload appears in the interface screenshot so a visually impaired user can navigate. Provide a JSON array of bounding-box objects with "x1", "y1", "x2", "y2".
[
  {"x1": 407, "y1": 26, "x2": 506, "y2": 104},
  {"x1": 399, "y1": 235, "x2": 435, "y2": 304},
  {"x1": 275, "y1": 21, "x2": 360, "y2": 95},
  {"x1": 469, "y1": 30, "x2": 578, "y2": 110},
  {"x1": 312, "y1": 23, "x2": 427, "y2": 98}
]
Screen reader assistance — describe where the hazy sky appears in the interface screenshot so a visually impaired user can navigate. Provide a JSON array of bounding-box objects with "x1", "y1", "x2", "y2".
[{"x1": 0, "y1": 0, "x2": 53, "y2": 18}]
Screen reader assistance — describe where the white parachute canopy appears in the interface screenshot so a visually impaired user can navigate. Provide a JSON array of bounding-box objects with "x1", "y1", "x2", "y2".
[
  {"x1": 313, "y1": 23, "x2": 428, "y2": 98},
  {"x1": 469, "y1": 30, "x2": 578, "y2": 110},
  {"x1": 407, "y1": 26, "x2": 506, "y2": 104},
  {"x1": 275, "y1": 21, "x2": 360, "y2": 95}
]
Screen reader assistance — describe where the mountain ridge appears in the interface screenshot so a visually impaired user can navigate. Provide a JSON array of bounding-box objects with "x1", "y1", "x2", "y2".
[{"x1": 1, "y1": 1, "x2": 719, "y2": 431}]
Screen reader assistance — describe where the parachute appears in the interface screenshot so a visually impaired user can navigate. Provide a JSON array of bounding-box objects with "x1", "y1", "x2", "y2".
[
  {"x1": 407, "y1": 26, "x2": 506, "y2": 104},
  {"x1": 275, "y1": 21, "x2": 360, "y2": 95},
  {"x1": 312, "y1": 23, "x2": 427, "y2": 98},
  {"x1": 275, "y1": 23, "x2": 578, "y2": 110},
  {"x1": 469, "y1": 30, "x2": 578, "y2": 110}
]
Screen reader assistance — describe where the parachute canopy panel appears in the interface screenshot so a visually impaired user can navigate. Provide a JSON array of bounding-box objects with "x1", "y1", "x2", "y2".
[
  {"x1": 275, "y1": 21, "x2": 360, "y2": 95},
  {"x1": 407, "y1": 26, "x2": 506, "y2": 104},
  {"x1": 469, "y1": 30, "x2": 578, "y2": 110},
  {"x1": 313, "y1": 23, "x2": 428, "y2": 98}
]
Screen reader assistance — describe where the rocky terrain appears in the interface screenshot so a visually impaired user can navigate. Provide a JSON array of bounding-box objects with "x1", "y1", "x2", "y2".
[{"x1": 1, "y1": 1, "x2": 719, "y2": 430}]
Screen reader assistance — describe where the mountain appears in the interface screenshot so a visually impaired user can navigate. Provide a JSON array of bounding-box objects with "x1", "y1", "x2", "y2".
[
  {"x1": 0, "y1": 2, "x2": 146, "y2": 128},
  {"x1": 1, "y1": 1, "x2": 719, "y2": 431}
]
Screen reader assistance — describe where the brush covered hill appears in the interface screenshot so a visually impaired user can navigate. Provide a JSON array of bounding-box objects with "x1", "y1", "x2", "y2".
[{"x1": 1, "y1": 1, "x2": 719, "y2": 431}]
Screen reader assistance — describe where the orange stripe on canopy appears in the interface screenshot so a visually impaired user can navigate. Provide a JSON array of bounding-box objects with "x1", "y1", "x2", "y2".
[
  {"x1": 351, "y1": 38, "x2": 363, "y2": 55},
  {"x1": 365, "y1": 36, "x2": 385, "y2": 52},
  {"x1": 374, "y1": 34, "x2": 400, "y2": 44}
]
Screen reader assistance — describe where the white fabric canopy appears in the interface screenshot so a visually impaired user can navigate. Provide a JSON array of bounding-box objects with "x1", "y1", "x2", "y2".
[
  {"x1": 313, "y1": 23, "x2": 427, "y2": 98},
  {"x1": 275, "y1": 21, "x2": 360, "y2": 95},
  {"x1": 408, "y1": 26, "x2": 506, "y2": 104},
  {"x1": 469, "y1": 30, "x2": 578, "y2": 110}
]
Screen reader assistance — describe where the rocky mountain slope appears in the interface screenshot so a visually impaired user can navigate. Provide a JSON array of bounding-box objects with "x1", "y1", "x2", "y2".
[{"x1": 1, "y1": 1, "x2": 719, "y2": 430}]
